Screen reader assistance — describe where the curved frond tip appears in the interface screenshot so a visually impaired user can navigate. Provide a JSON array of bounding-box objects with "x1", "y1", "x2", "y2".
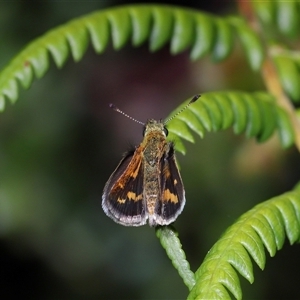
[
  {"x1": 167, "y1": 91, "x2": 295, "y2": 155},
  {"x1": 187, "y1": 183, "x2": 300, "y2": 300},
  {"x1": 156, "y1": 226, "x2": 195, "y2": 291},
  {"x1": 0, "y1": 4, "x2": 264, "y2": 111}
]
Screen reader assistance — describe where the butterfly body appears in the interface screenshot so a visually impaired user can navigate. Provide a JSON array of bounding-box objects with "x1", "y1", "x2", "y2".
[{"x1": 102, "y1": 119, "x2": 185, "y2": 227}]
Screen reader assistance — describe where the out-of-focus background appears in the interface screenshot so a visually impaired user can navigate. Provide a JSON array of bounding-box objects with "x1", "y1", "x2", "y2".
[{"x1": 0, "y1": 1, "x2": 300, "y2": 299}]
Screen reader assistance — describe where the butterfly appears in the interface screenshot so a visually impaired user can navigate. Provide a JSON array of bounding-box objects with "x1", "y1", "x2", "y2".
[{"x1": 102, "y1": 95, "x2": 200, "y2": 227}]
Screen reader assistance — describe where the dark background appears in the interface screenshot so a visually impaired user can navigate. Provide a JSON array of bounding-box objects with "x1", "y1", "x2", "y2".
[{"x1": 0, "y1": 1, "x2": 299, "y2": 299}]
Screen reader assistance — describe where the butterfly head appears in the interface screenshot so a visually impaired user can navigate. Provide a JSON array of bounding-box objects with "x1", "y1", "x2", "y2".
[{"x1": 143, "y1": 119, "x2": 168, "y2": 138}]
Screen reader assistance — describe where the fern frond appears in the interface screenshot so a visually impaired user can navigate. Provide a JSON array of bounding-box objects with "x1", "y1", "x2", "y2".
[
  {"x1": 167, "y1": 91, "x2": 294, "y2": 154},
  {"x1": 226, "y1": 16, "x2": 264, "y2": 71},
  {"x1": 0, "y1": 4, "x2": 264, "y2": 111},
  {"x1": 187, "y1": 182, "x2": 300, "y2": 300},
  {"x1": 156, "y1": 226, "x2": 196, "y2": 291},
  {"x1": 252, "y1": 1, "x2": 300, "y2": 38},
  {"x1": 249, "y1": 1, "x2": 300, "y2": 102},
  {"x1": 271, "y1": 53, "x2": 300, "y2": 102}
]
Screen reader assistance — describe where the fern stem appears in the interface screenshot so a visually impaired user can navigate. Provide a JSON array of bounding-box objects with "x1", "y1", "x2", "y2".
[
  {"x1": 156, "y1": 225, "x2": 195, "y2": 291},
  {"x1": 261, "y1": 59, "x2": 300, "y2": 151}
]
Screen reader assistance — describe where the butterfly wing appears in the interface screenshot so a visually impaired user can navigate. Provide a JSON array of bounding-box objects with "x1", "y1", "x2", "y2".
[
  {"x1": 155, "y1": 143, "x2": 186, "y2": 225},
  {"x1": 102, "y1": 147, "x2": 146, "y2": 226}
]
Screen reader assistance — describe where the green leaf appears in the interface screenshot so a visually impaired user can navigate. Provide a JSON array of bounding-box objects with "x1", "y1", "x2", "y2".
[
  {"x1": 201, "y1": 94, "x2": 223, "y2": 131},
  {"x1": 212, "y1": 93, "x2": 234, "y2": 129},
  {"x1": 65, "y1": 21, "x2": 89, "y2": 61},
  {"x1": 14, "y1": 59, "x2": 34, "y2": 89},
  {"x1": 190, "y1": 13, "x2": 215, "y2": 60},
  {"x1": 165, "y1": 92, "x2": 295, "y2": 154},
  {"x1": 167, "y1": 118, "x2": 195, "y2": 143},
  {"x1": 156, "y1": 226, "x2": 196, "y2": 291},
  {"x1": 242, "y1": 93, "x2": 262, "y2": 138},
  {"x1": 273, "y1": 56, "x2": 300, "y2": 102},
  {"x1": 129, "y1": 6, "x2": 152, "y2": 46},
  {"x1": 252, "y1": 1, "x2": 300, "y2": 38},
  {"x1": 254, "y1": 92, "x2": 277, "y2": 143},
  {"x1": 107, "y1": 7, "x2": 132, "y2": 50},
  {"x1": 252, "y1": 1, "x2": 276, "y2": 25},
  {"x1": 0, "y1": 4, "x2": 265, "y2": 110},
  {"x1": 228, "y1": 92, "x2": 248, "y2": 134},
  {"x1": 275, "y1": 199, "x2": 300, "y2": 244},
  {"x1": 149, "y1": 6, "x2": 173, "y2": 51},
  {"x1": 212, "y1": 18, "x2": 233, "y2": 62},
  {"x1": 228, "y1": 16, "x2": 264, "y2": 71},
  {"x1": 176, "y1": 109, "x2": 205, "y2": 139},
  {"x1": 275, "y1": 106, "x2": 295, "y2": 148},
  {"x1": 167, "y1": 132, "x2": 186, "y2": 155},
  {"x1": 188, "y1": 100, "x2": 212, "y2": 133},
  {"x1": 28, "y1": 47, "x2": 49, "y2": 78},
  {"x1": 188, "y1": 183, "x2": 300, "y2": 299},
  {"x1": 45, "y1": 30, "x2": 69, "y2": 68},
  {"x1": 170, "y1": 9, "x2": 194, "y2": 54},
  {"x1": 86, "y1": 11, "x2": 110, "y2": 53},
  {"x1": 276, "y1": 1, "x2": 299, "y2": 38}
]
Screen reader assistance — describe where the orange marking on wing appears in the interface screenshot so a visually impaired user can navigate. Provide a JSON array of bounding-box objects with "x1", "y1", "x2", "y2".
[
  {"x1": 130, "y1": 161, "x2": 141, "y2": 179},
  {"x1": 163, "y1": 164, "x2": 171, "y2": 179},
  {"x1": 111, "y1": 146, "x2": 144, "y2": 193},
  {"x1": 162, "y1": 189, "x2": 178, "y2": 204},
  {"x1": 116, "y1": 192, "x2": 142, "y2": 205},
  {"x1": 127, "y1": 192, "x2": 143, "y2": 202},
  {"x1": 117, "y1": 198, "x2": 126, "y2": 204}
]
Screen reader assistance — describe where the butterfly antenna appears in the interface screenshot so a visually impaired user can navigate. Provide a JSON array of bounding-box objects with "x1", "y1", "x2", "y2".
[
  {"x1": 109, "y1": 103, "x2": 145, "y2": 125},
  {"x1": 165, "y1": 94, "x2": 200, "y2": 124}
]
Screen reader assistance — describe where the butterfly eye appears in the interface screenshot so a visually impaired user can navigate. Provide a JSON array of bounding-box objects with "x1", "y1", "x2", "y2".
[
  {"x1": 142, "y1": 126, "x2": 146, "y2": 136},
  {"x1": 164, "y1": 127, "x2": 169, "y2": 136}
]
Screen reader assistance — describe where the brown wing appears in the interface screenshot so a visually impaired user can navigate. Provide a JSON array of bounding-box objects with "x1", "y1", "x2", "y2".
[
  {"x1": 102, "y1": 147, "x2": 146, "y2": 226},
  {"x1": 154, "y1": 144, "x2": 186, "y2": 225}
]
